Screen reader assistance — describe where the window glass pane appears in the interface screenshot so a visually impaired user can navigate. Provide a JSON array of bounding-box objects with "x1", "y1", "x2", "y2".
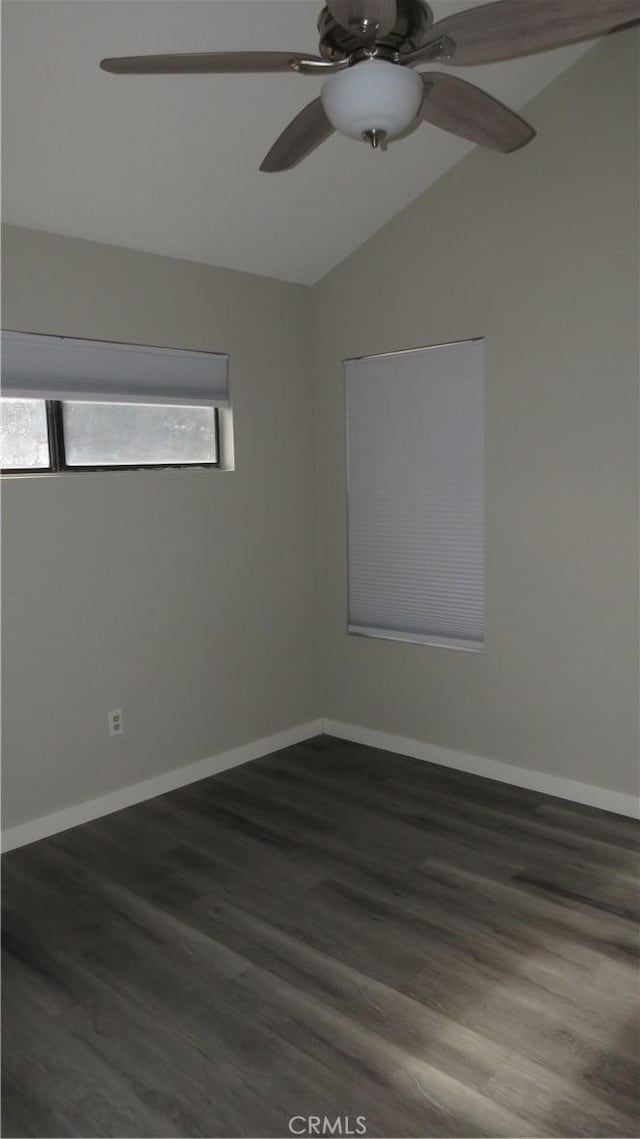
[
  {"x1": 0, "y1": 398, "x2": 50, "y2": 470},
  {"x1": 62, "y1": 402, "x2": 217, "y2": 467}
]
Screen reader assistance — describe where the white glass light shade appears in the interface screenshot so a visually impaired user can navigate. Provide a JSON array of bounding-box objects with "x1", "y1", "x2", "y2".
[{"x1": 321, "y1": 60, "x2": 423, "y2": 142}]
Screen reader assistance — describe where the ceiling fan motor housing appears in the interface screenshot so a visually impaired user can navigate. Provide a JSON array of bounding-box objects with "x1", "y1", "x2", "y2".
[
  {"x1": 318, "y1": 0, "x2": 433, "y2": 61},
  {"x1": 321, "y1": 59, "x2": 424, "y2": 142}
]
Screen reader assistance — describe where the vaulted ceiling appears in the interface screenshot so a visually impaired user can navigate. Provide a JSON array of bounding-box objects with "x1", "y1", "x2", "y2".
[{"x1": 2, "y1": 1, "x2": 592, "y2": 283}]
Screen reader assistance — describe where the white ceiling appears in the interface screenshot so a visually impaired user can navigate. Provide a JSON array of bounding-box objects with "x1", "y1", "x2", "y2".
[{"x1": 2, "y1": 0, "x2": 591, "y2": 284}]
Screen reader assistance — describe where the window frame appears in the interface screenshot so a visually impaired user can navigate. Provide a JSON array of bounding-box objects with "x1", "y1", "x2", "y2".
[{"x1": 1, "y1": 399, "x2": 221, "y2": 475}]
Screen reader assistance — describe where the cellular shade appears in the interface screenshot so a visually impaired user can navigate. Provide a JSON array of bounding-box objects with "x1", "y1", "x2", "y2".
[
  {"x1": 1, "y1": 331, "x2": 229, "y2": 407},
  {"x1": 346, "y1": 339, "x2": 485, "y2": 650}
]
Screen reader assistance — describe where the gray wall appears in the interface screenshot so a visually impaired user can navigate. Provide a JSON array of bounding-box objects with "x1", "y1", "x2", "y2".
[
  {"x1": 2, "y1": 227, "x2": 318, "y2": 828},
  {"x1": 311, "y1": 32, "x2": 639, "y2": 796}
]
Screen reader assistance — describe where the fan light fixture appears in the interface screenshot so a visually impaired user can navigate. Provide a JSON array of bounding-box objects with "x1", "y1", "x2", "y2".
[{"x1": 321, "y1": 60, "x2": 424, "y2": 146}]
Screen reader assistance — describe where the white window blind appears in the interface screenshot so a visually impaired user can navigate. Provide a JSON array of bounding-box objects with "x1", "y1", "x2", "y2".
[
  {"x1": 346, "y1": 339, "x2": 484, "y2": 651},
  {"x1": 1, "y1": 331, "x2": 229, "y2": 407}
]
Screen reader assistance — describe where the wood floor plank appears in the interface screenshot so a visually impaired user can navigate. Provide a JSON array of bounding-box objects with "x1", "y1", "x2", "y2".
[
  {"x1": 2, "y1": 959, "x2": 179, "y2": 1138},
  {"x1": 262, "y1": 747, "x2": 637, "y2": 867},
  {"x1": 181, "y1": 889, "x2": 632, "y2": 1135},
  {"x1": 2, "y1": 734, "x2": 639, "y2": 1138}
]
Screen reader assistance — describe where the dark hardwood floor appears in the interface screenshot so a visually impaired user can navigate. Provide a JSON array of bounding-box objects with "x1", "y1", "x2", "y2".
[{"x1": 2, "y1": 735, "x2": 639, "y2": 1139}]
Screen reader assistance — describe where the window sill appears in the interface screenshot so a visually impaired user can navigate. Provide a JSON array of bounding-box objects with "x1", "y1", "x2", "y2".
[
  {"x1": 1, "y1": 464, "x2": 224, "y2": 479},
  {"x1": 348, "y1": 625, "x2": 485, "y2": 653}
]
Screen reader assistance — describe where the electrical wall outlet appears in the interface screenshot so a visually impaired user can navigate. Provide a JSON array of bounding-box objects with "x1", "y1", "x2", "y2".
[{"x1": 108, "y1": 709, "x2": 123, "y2": 736}]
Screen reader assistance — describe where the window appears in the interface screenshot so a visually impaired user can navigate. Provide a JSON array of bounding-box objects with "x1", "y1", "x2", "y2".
[
  {"x1": 62, "y1": 402, "x2": 217, "y2": 468},
  {"x1": 0, "y1": 398, "x2": 51, "y2": 471},
  {"x1": 346, "y1": 338, "x2": 484, "y2": 651},
  {"x1": 1, "y1": 331, "x2": 229, "y2": 473},
  {"x1": 0, "y1": 399, "x2": 219, "y2": 472}
]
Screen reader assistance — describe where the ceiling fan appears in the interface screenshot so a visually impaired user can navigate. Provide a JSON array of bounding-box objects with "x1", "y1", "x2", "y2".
[{"x1": 100, "y1": 0, "x2": 640, "y2": 171}]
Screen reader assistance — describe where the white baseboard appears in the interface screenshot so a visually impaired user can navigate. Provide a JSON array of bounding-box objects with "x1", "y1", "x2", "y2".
[
  {"x1": 323, "y1": 719, "x2": 640, "y2": 820},
  {"x1": 3, "y1": 714, "x2": 636, "y2": 851},
  {"x1": 1, "y1": 719, "x2": 323, "y2": 853}
]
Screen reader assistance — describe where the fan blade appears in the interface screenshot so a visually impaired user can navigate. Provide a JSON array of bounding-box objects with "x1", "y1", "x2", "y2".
[
  {"x1": 326, "y1": 0, "x2": 397, "y2": 37},
  {"x1": 410, "y1": 0, "x2": 640, "y2": 66},
  {"x1": 100, "y1": 51, "x2": 323, "y2": 75},
  {"x1": 420, "y1": 73, "x2": 535, "y2": 152},
  {"x1": 260, "y1": 99, "x2": 334, "y2": 172}
]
